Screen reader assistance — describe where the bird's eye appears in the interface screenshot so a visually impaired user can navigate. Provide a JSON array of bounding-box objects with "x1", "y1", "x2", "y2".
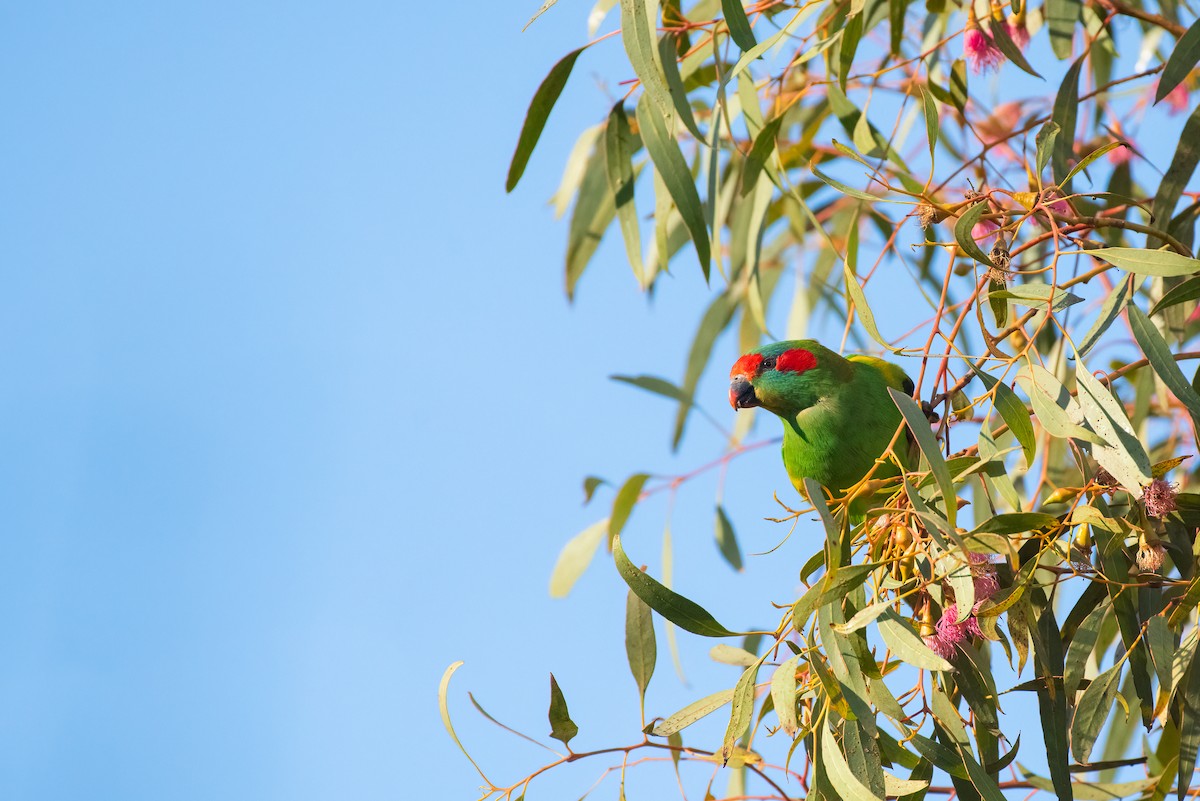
[{"x1": 761, "y1": 356, "x2": 777, "y2": 371}]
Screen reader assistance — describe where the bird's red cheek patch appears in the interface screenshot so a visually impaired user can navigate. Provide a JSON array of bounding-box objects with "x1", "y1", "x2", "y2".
[
  {"x1": 730, "y1": 353, "x2": 763, "y2": 377},
  {"x1": 777, "y1": 348, "x2": 817, "y2": 373}
]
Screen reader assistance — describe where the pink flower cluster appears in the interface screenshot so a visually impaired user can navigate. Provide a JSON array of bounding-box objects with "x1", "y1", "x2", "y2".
[
  {"x1": 964, "y1": 28, "x2": 1005, "y2": 74},
  {"x1": 922, "y1": 552, "x2": 1000, "y2": 660},
  {"x1": 1142, "y1": 478, "x2": 1179, "y2": 518}
]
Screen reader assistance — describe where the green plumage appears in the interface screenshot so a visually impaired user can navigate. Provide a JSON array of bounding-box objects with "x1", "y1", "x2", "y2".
[{"x1": 729, "y1": 340, "x2": 912, "y2": 496}]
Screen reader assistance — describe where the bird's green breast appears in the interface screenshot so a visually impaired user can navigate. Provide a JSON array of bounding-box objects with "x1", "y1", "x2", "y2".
[{"x1": 779, "y1": 361, "x2": 905, "y2": 493}]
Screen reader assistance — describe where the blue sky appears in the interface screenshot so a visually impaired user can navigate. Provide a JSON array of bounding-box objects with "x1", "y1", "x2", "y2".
[{"x1": 1, "y1": 2, "x2": 1190, "y2": 799}]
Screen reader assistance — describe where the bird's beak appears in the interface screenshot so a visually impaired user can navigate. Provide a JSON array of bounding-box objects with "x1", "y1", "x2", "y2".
[{"x1": 729, "y1": 375, "x2": 759, "y2": 410}]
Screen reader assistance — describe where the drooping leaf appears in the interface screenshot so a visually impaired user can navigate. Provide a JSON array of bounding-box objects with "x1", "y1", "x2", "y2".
[
  {"x1": 1150, "y1": 275, "x2": 1200, "y2": 316},
  {"x1": 1179, "y1": 645, "x2": 1200, "y2": 801},
  {"x1": 1046, "y1": 0, "x2": 1080, "y2": 58},
  {"x1": 953, "y1": 200, "x2": 993, "y2": 266},
  {"x1": 1074, "y1": 359, "x2": 1151, "y2": 493},
  {"x1": 714, "y1": 504, "x2": 744, "y2": 571},
  {"x1": 878, "y1": 608, "x2": 954, "y2": 671},
  {"x1": 1156, "y1": 18, "x2": 1200, "y2": 103},
  {"x1": 439, "y1": 662, "x2": 492, "y2": 783},
  {"x1": 1071, "y1": 662, "x2": 1121, "y2": 763},
  {"x1": 1077, "y1": 274, "x2": 1132, "y2": 355},
  {"x1": 609, "y1": 473, "x2": 651, "y2": 544},
  {"x1": 604, "y1": 102, "x2": 646, "y2": 283},
  {"x1": 507, "y1": 47, "x2": 586, "y2": 192},
  {"x1": 1128, "y1": 302, "x2": 1200, "y2": 427},
  {"x1": 1033, "y1": 607, "x2": 1073, "y2": 801},
  {"x1": 1036, "y1": 121, "x2": 1060, "y2": 178},
  {"x1": 820, "y1": 724, "x2": 885, "y2": 801},
  {"x1": 721, "y1": 657, "x2": 765, "y2": 763},
  {"x1": 636, "y1": 94, "x2": 711, "y2": 277},
  {"x1": 649, "y1": 688, "x2": 736, "y2": 736},
  {"x1": 548, "y1": 673, "x2": 579, "y2": 746},
  {"x1": 550, "y1": 518, "x2": 610, "y2": 598},
  {"x1": 721, "y1": 0, "x2": 758, "y2": 51},
  {"x1": 770, "y1": 655, "x2": 800, "y2": 736},
  {"x1": 566, "y1": 131, "x2": 617, "y2": 299},
  {"x1": 625, "y1": 589, "x2": 656, "y2": 704},
  {"x1": 1052, "y1": 57, "x2": 1084, "y2": 187},
  {"x1": 673, "y1": 291, "x2": 737, "y2": 449},
  {"x1": 618, "y1": 0, "x2": 675, "y2": 121},
  {"x1": 890, "y1": 388, "x2": 956, "y2": 530},
  {"x1": 974, "y1": 370, "x2": 1035, "y2": 465},
  {"x1": 1063, "y1": 599, "x2": 1109, "y2": 696},
  {"x1": 988, "y1": 16, "x2": 1043, "y2": 78},
  {"x1": 613, "y1": 531, "x2": 738, "y2": 637}
]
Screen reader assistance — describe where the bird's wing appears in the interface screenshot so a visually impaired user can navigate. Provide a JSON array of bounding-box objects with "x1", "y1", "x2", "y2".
[{"x1": 847, "y1": 354, "x2": 911, "y2": 393}]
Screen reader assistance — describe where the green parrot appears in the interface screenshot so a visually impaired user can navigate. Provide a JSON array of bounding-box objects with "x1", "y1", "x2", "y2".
[{"x1": 728, "y1": 339, "x2": 914, "y2": 497}]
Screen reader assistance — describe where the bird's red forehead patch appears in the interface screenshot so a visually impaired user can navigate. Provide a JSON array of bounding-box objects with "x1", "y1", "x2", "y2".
[
  {"x1": 730, "y1": 353, "x2": 763, "y2": 377},
  {"x1": 777, "y1": 348, "x2": 817, "y2": 373}
]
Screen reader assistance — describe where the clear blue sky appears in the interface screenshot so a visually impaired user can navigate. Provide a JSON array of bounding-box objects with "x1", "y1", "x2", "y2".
[{"x1": 1, "y1": 3, "x2": 1184, "y2": 799}]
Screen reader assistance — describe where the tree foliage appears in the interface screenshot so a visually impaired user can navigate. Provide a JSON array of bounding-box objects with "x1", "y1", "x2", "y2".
[{"x1": 447, "y1": 0, "x2": 1200, "y2": 798}]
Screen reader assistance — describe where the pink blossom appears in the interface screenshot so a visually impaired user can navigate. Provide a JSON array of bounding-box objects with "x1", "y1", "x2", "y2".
[
  {"x1": 937, "y1": 603, "x2": 982, "y2": 645},
  {"x1": 1107, "y1": 142, "x2": 1132, "y2": 166},
  {"x1": 1161, "y1": 82, "x2": 1191, "y2": 114},
  {"x1": 924, "y1": 633, "x2": 958, "y2": 660},
  {"x1": 967, "y1": 552, "x2": 1000, "y2": 601},
  {"x1": 1142, "y1": 478, "x2": 1179, "y2": 518},
  {"x1": 1007, "y1": 20, "x2": 1029, "y2": 49},
  {"x1": 972, "y1": 217, "x2": 1000, "y2": 246},
  {"x1": 1039, "y1": 190, "x2": 1071, "y2": 218},
  {"x1": 965, "y1": 28, "x2": 1005, "y2": 74}
]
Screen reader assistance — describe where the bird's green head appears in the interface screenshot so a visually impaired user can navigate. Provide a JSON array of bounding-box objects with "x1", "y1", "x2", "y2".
[{"x1": 728, "y1": 340, "x2": 849, "y2": 418}]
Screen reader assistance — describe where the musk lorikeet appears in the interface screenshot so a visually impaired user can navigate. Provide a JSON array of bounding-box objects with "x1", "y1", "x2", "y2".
[{"x1": 729, "y1": 339, "x2": 915, "y2": 496}]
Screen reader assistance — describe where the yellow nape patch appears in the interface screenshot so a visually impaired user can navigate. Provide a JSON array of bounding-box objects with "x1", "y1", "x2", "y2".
[{"x1": 847, "y1": 354, "x2": 909, "y2": 391}]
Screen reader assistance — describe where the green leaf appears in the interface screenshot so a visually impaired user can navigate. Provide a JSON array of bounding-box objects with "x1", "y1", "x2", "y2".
[
  {"x1": 821, "y1": 724, "x2": 885, "y2": 801},
  {"x1": 1128, "y1": 302, "x2": 1200, "y2": 423},
  {"x1": 954, "y1": 200, "x2": 993, "y2": 266},
  {"x1": 604, "y1": 102, "x2": 646, "y2": 284},
  {"x1": 1087, "y1": 247, "x2": 1200, "y2": 276},
  {"x1": 523, "y1": 0, "x2": 561, "y2": 30},
  {"x1": 1033, "y1": 608, "x2": 1073, "y2": 801},
  {"x1": 710, "y1": 644, "x2": 759, "y2": 666},
  {"x1": 721, "y1": 657, "x2": 765, "y2": 763},
  {"x1": 1036, "y1": 121, "x2": 1060, "y2": 177},
  {"x1": 1153, "y1": 100, "x2": 1200, "y2": 242},
  {"x1": 721, "y1": 0, "x2": 758, "y2": 51},
  {"x1": 989, "y1": 283, "x2": 1082, "y2": 311},
  {"x1": 812, "y1": 160, "x2": 881, "y2": 202},
  {"x1": 1063, "y1": 600, "x2": 1109, "y2": 696},
  {"x1": 1179, "y1": 645, "x2": 1200, "y2": 801},
  {"x1": 649, "y1": 688, "x2": 736, "y2": 736},
  {"x1": 844, "y1": 262, "x2": 897, "y2": 352},
  {"x1": 610, "y1": 473, "x2": 651, "y2": 543},
  {"x1": 793, "y1": 564, "x2": 878, "y2": 631},
  {"x1": 507, "y1": 47, "x2": 586, "y2": 193},
  {"x1": 1077, "y1": 274, "x2": 1132, "y2": 355},
  {"x1": 958, "y1": 745, "x2": 1009, "y2": 801},
  {"x1": 975, "y1": 370, "x2": 1036, "y2": 465},
  {"x1": 1046, "y1": 0, "x2": 1080, "y2": 59},
  {"x1": 988, "y1": 17, "x2": 1043, "y2": 78},
  {"x1": 742, "y1": 114, "x2": 783, "y2": 195},
  {"x1": 566, "y1": 130, "x2": 617, "y2": 300},
  {"x1": 1157, "y1": 17, "x2": 1200, "y2": 103},
  {"x1": 550, "y1": 518, "x2": 610, "y2": 598},
  {"x1": 910, "y1": 734, "x2": 969, "y2": 779},
  {"x1": 656, "y1": 34, "x2": 701, "y2": 139},
  {"x1": 770, "y1": 655, "x2": 800, "y2": 736},
  {"x1": 714, "y1": 504, "x2": 744, "y2": 571},
  {"x1": 1063, "y1": 141, "x2": 1127, "y2": 187},
  {"x1": 1074, "y1": 359, "x2": 1151, "y2": 493},
  {"x1": 582, "y1": 476, "x2": 606, "y2": 504},
  {"x1": 611, "y1": 374, "x2": 692, "y2": 405},
  {"x1": 438, "y1": 662, "x2": 492, "y2": 784},
  {"x1": 877, "y1": 608, "x2": 954, "y2": 671},
  {"x1": 625, "y1": 589, "x2": 656, "y2": 704},
  {"x1": 619, "y1": 0, "x2": 675, "y2": 121},
  {"x1": 922, "y1": 88, "x2": 939, "y2": 162},
  {"x1": 548, "y1": 673, "x2": 579, "y2": 746},
  {"x1": 838, "y1": 13, "x2": 864, "y2": 92},
  {"x1": 613, "y1": 531, "x2": 738, "y2": 637},
  {"x1": 890, "y1": 388, "x2": 956, "y2": 531},
  {"x1": 729, "y1": 4, "x2": 815, "y2": 79},
  {"x1": 1052, "y1": 57, "x2": 1084, "y2": 187},
  {"x1": 636, "y1": 94, "x2": 711, "y2": 278},
  {"x1": 1071, "y1": 662, "x2": 1121, "y2": 763},
  {"x1": 949, "y1": 59, "x2": 968, "y2": 113},
  {"x1": 969, "y1": 512, "x2": 1057, "y2": 537},
  {"x1": 1151, "y1": 275, "x2": 1200, "y2": 316}
]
